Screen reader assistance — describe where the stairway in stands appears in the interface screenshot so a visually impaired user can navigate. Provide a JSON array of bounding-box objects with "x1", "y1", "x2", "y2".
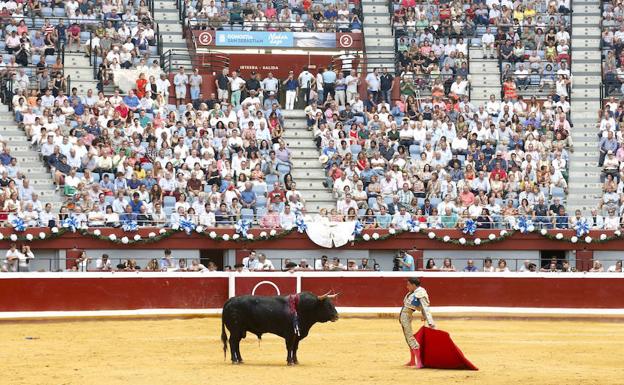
[
  {"x1": 567, "y1": 0, "x2": 602, "y2": 214},
  {"x1": 468, "y1": 46, "x2": 501, "y2": 107},
  {"x1": 282, "y1": 110, "x2": 335, "y2": 213},
  {"x1": 63, "y1": 51, "x2": 98, "y2": 95},
  {"x1": 155, "y1": 0, "x2": 193, "y2": 71},
  {"x1": 1, "y1": 104, "x2": 63, "y2": 209},
  {"x1": 361, "y1": 0, "x2": 396, "y2": 72}
]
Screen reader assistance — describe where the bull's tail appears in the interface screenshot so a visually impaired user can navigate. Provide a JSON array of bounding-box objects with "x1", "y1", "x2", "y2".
[{"x1": 221, "y1": 317, "x2": 228, "y2": 361}]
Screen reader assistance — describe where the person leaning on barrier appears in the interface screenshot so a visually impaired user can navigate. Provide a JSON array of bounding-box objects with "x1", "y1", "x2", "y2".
[
  {"x1": 145, "y1": 258, "x2": 160, "y2": 272},
  {"x1": 463, "y1": 260, "x2": 478, "y2": 272},
  {"x1": 96, "y1": 254, "x2": 112, "y2": 271},
  {"x1": 296, "y1": 259, "x2": 312, "y2": 271},
  {"x1": 359, "y1": 258, "x2": 372, "y2": 271},
  {"x1": 254, "y1": 253, "x2": 275, "y2": 271},
  {"x1": 314, "y1": 255, "x2": 329, "y2": 271}
]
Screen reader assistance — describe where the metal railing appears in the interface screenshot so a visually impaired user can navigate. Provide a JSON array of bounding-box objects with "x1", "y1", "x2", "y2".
[
  {"x1": 185, "y1": 18, "x2": 363, "y2": 33},
  {"x1": 1, "y1": 76, "x2": 13, "y2": 111},
  {"x1": 2, "y1": 213, "x2": 592, "y2": 231},
  {"x1": 160, "y1": 48, "x2": 229, "y2": 74},
  {"x1": 2, "y1": 255, "x2": 618, "y2": 273}
]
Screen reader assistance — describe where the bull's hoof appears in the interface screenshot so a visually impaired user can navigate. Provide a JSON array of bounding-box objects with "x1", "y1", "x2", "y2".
[
  {"x1": 293, "y1": 360, "x2": 299, "y2": 365},
  {"x1": 232, "y1": 360, "x2": 243, "y2": 365},
  {"x1": 287, "y1": 361, "x2": 294, "y2": 366}
]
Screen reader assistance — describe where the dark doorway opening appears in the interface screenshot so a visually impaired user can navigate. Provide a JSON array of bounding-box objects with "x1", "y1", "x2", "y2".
[
  {"x1": 201, "y1": 249, "x2": 224, "y2": 271},
  {"x1": 540, "y1": 250, "x2": 566, "y2": 270}
]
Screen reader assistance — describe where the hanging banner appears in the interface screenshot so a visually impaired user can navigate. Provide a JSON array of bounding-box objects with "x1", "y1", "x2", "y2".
[
  {"x1": 215, "y1": 31, "x2": 293, "y2": 47},
  {"x1": 193, "y1": 30, "x2": 362, "y2": 49}
]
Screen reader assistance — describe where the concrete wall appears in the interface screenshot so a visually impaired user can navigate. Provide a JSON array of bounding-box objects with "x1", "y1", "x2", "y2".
[{"x1": 28, "y1": 250, "x2": 59, "y2": 272}]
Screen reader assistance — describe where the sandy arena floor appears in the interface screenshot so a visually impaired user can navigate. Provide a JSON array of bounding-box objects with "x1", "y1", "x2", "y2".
[{"x1": 0, "y1": 317, "x2": 622, "y2": 385}]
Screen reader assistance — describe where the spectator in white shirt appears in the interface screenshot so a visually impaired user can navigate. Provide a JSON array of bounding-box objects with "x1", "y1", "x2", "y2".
[
  {"x1": 254, "y1": 253, "x2": 275, "y2": 271},
  {"x1": 391, "y1": 207, "x2": 411, "y2": 229},
  {"x1": 96, "y1": 254, "x2": 112, "y2": 271},
  {"x1": 481, "y1": 27, "x2": 495, "y2": 58},
  {"x1": 450, "y1": 76, "x2": 469, "y2": 97},
  {"x1": 279, "y1": 205, "x2": 297, "y2": 229}
]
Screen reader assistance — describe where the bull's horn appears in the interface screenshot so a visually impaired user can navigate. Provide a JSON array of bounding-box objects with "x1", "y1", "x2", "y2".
[
  {"x1": 317, "y1": 291, "x2": 332, "y2": 300},
  {"x1": 327, "y1": 293, "x2": 340, "y2": 300}
]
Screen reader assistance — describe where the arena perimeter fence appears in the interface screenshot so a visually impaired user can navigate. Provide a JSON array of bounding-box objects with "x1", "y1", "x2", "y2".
[
  {"x1": 1, "y1": 255, "x2": 612, "y2": 274},
  {"x1": 1, "y1": 271, "x2": 624, "y2": 317}
]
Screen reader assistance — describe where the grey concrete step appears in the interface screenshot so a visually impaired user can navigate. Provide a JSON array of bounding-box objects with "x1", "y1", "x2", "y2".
[{"x1": 291, "y1": 169, "x2": 327, "y2": 179}]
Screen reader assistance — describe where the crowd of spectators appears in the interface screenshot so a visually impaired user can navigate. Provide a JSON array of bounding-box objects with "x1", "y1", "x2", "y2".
[
  {"x1": 598, "y1": 1, "x2": 624, "y2": 226},
  {"x1": 8, "y1": 58, "x2": 316, "y2": 230},
  {"x1": 424, "y1": 256, "x2": 623, "y2": 273},
  {"x1": 392, "y1": 0, "x2": 471, "y2": 100},
  {"x1": 1, "y1": 1, "x2": 155, "y2": 67},
  {"x1": 0, "y1": 0, "x2": 159, "y2": 94},
  {"x1": 185, "y1": 0, "x2": 363, "y2": 32},
  {"x1": 391, "y1": 0, "x2": 572, "y2": 101},
  {"x1": 601, "y1": 0, "x2": 624, "y2": 96},
  {"x1": 376, "y1": 0, "x2": 577, "y2": 231},
  {"x1": 310, "y1": 61, "x2": 575, "y2": 230},
  {"x1": 69, "y1": 249, "x2": 220, "y2": 272}
]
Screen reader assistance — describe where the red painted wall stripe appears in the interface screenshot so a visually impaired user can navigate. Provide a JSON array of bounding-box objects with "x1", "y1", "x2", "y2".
[{"x1": 0, "y1": 275, "x2": 623, "y2": 312}]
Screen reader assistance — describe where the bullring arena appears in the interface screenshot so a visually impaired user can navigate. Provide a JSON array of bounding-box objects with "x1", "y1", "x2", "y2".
[
  {"x1": 2, "y1": 0, "x2": 624, "y2": 382},
  {"x1": 2, "y1": 271, "x2": 624, "y2": 384},
  {"x1": 2, "y1": 317, "x2": 623, "y2": 385}
]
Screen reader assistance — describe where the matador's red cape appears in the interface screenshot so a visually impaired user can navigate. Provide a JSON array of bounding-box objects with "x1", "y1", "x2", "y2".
[{"x1": 414, "y1": 327, "x2": 478, "y2": 370}]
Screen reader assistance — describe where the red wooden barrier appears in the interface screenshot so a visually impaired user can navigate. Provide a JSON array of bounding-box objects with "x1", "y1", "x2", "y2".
[{"x1": 1, "y1": 273, "x2": 623, "y2": 314}]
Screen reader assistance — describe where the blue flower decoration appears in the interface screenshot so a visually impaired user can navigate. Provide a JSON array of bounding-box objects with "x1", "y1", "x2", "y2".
[
  {"x1": 462, "y1": 219, "x2": 476, "y2": 235},
  {"x1": 295, "y1": 216, "x2": 307, "y2": 234},
  {"x1": 61, "y1": 216, "x2": 79, "y2": 232},
  {"x1": 352, "y1": 220, "x2": 364, "y2": 237},
  {"x1": 179, "y1": 218, "x2": 196, "y2": 234},
  {"x1": 235, "y1": 219, "x2": 251, "y2": 237},
  {"x1": 575, "y1": 219, "x2": 589, "y2": 237},
  {"x1": 517, "y1": 216, "x2": 533, "y2": 234},
  {"x1": 122, "y1": 220, "x2": 139, "y2": 232},
  {"x1": 406, "y1": 218, "x2": 419, "y2": 232},
  {"x1": 11, "y1": 217, "x2": 26, "y2": 232}
]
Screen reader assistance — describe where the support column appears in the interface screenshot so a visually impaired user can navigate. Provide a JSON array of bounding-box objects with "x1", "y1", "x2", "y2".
[{"x1": 575, "y1": 250, "x2": 594, "y2": 272}]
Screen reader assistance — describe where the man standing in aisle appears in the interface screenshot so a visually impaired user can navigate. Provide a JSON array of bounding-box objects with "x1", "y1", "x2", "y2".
[
  {"x1": 245, "y1": 71, "x2": 262, "y2": 101},
  {"x1": 400, "y1": 277, "x2": 435, "y2": 368},
  {"x1": 261, "y1": 71, "x2": 279, "y2": 100},
  {"x1": 189, "y1": 68, "x2": 203, "y2": 104},
  {"x1": 380, "y1": 67, "x2": 394, "y2": 103},
  {"x1": 283, "y1": 71, "x2": 299, "y2": 110},
  {"x1": 298, "y1": 66, "x2": 314, "y2": 108},
  {"x1": 316, "y1": 68, "x2": 325, "y2": 104},
  {"x1": 346, "y1": 71, "x2": 360, "y2": 104},
  {"x1": 335, "y1": 72, "x2": 347, "y2": 107},
  {"x1": 366, "y1": 67, "x2": 380, "y2": 102},
  {"x1": 481, "y1": 27, "x2": 495, "y2": 59},
  {"x1": 322, "y1": 66, "x2": 337, "y2": 102},
  {"x1": 229, "y1": 70, "x2": 246, "y2": 107},
  {"x1": 173, "y1": 66, "x2": 189, "y2": 106},
  {"x1": 215, "y1": 67, "x2": 230, "y2": 102}
]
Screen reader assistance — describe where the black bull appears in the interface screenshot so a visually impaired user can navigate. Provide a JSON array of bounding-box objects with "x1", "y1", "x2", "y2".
[{"x1": 221, "y1": 292, "x2": 339, "y2": 365}]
